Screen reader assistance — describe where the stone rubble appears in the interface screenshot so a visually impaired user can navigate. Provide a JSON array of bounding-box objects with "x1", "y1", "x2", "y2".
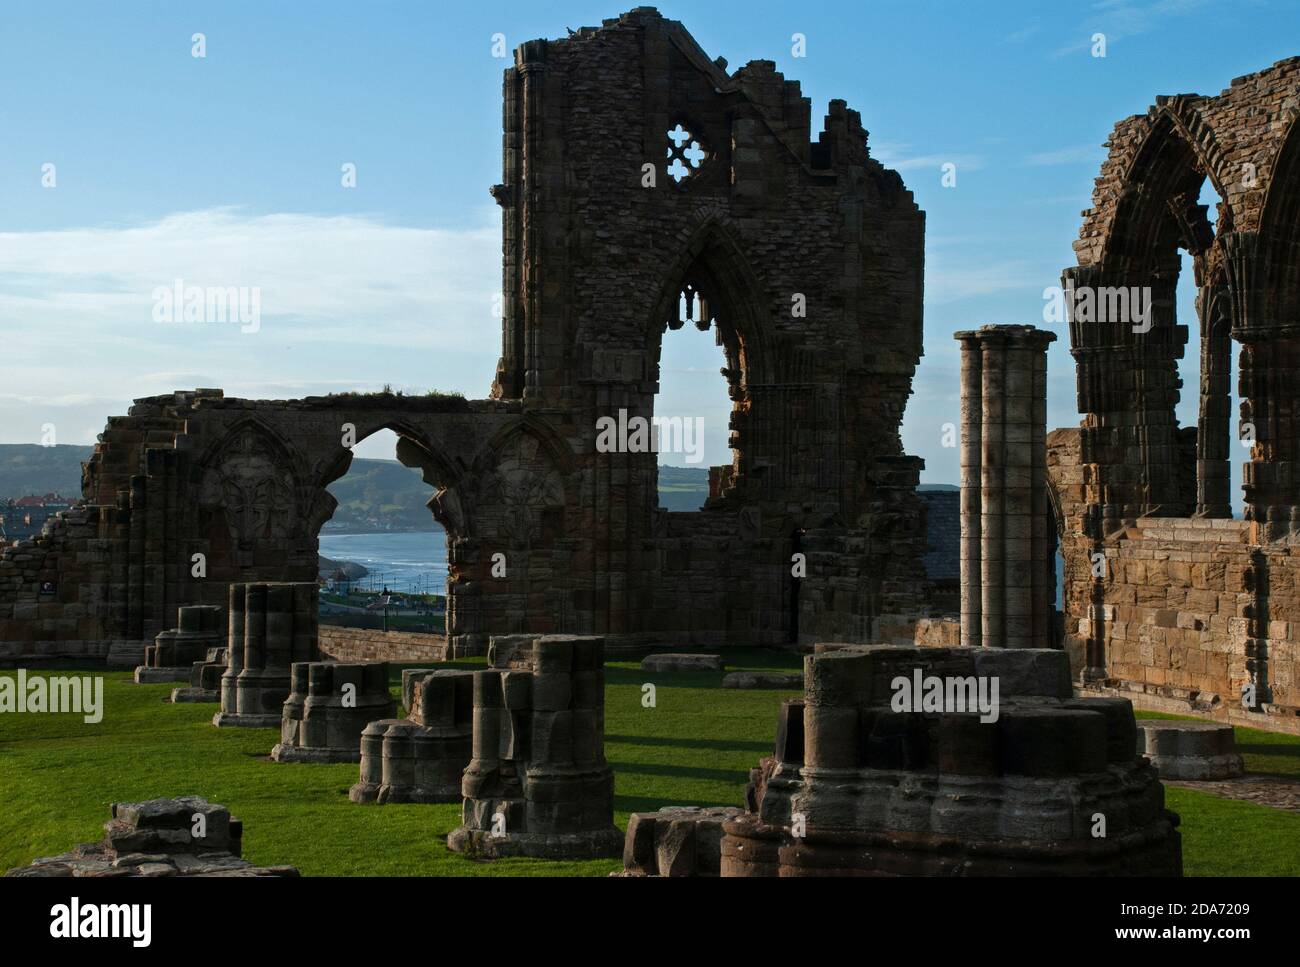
[{"x1": 5, "y1": 797, "x2": 298, "y2": 878}]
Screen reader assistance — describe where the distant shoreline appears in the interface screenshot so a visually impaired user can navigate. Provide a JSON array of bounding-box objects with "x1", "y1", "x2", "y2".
[{"x1": 319, "y1": 527, "x2": 444, "y2": 537}]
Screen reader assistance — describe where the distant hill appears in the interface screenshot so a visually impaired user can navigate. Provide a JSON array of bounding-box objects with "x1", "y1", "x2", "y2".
[
  {"x1": 0, "y1": 445, "x2": 91, "y2": 497},
  {"x1": 656, "y1": 465, "x2": 710, "y2": 511},
  {"x1": 325, "y1": 458, "x2": 436, "y2": 531},
  {"x1": 326, "y1": 460, "x2": 715, "y2": 526}
]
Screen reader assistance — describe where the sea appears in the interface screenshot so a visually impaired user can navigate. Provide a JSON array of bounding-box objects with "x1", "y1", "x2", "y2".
[{"x1": 319, "y1": 529, "x2": 448, "y2": 596}]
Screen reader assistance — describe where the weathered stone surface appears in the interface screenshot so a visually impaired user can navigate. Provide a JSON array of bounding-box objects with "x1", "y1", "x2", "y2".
[
  {"x1": 271, "y1": 661, "x2": 394, "y2": 763},
  {"x1": 719, "y1": 644, "x2": 1182, "y2": 876},
  {"x1": 722, "y1": 671, "x2": 802, "y2": 689},
  {"x1": 4, "y1": 797, "x2": 298, "y2": 878},
  {"x1": 1137, "y1": 720, "x2": 1244, "y2": 780},
  {"x1": 169, "y1": 646, "x2": 228, "y2": 703},
  {"x1": 213, "y1": 582, "x2": 318, "y2": 728},
  {"x1": 169, "y1": 686, "x2": 218, "y2": 703},
  {"x1": 449, "y1": 635, "x2": 621, "y2": 859},
  {"x1": 955, "y1": 326, "x2": 1056, "y2": 650},
  {"x1": 1048, "y1": 58, "x2": 1300, "y2": 733},
  {"x1": 350, "y1": 669, "x2": 475, "y2": 803},
  {"x1": 621, "y1": 807, "x2": 743, "y2": 876},
  {"x1": 135, "y1": 605, "x2": 224, "y2": 684},
  {"x1": 642, "y1": 653, "x2": 724, "y2": 673}
]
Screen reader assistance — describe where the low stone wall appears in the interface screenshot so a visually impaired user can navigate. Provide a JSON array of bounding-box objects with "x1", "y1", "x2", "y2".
[
  {"x1": 318, "y1": 625, "x2": 449, "y2": 664},
  {"x1": 874, "y1": 614, "x2": 962, "y2": 648}
]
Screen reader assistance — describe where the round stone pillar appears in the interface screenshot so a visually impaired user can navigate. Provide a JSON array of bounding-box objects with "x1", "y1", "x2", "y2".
[{"x1": 954, "y1": 325, "x2": 1056, "y2": 648}]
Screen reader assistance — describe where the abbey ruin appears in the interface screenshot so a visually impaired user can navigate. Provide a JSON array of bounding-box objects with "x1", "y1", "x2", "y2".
[{"x1": 2, "y1": 6, "x2": 1300, "y2": 882}]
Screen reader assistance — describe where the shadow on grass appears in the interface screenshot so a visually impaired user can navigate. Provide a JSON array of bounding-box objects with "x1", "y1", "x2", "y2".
[
  {"x1": 611, "y1": 762, "x2": 750, "y2": 784},
  {"x1": 604, "y1": 668, "x2": 721, "y2": 687},
  {"x1": 606, "y1": 733, "x2": 771, "y2": 753},
  {"x1": 1239, "y1": 743, "x2": 1300, "y2": 759}
]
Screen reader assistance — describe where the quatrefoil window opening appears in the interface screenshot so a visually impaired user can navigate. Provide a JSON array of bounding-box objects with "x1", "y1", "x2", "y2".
[{"x1": 666, "y1": 123, "x2": 707, "y2": 183}]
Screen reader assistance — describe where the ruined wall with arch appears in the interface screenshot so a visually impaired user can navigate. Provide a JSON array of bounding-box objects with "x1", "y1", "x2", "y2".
[
  {"x1": 1050, "y1": 57, "x2": 1300, "y2": 731},
  {"x1": 0, "y1": 9, "x2": 933, "y2": 664}
]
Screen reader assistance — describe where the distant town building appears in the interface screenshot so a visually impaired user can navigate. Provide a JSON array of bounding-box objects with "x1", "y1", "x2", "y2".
[{"x1": 0, "y1": 494, "x2": 75, "y2": 541}]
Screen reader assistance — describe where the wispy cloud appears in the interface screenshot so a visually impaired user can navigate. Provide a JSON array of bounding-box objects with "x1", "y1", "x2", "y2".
[
  {"x1": 873, "y1": 141, "x2": 985, "y2": 174},
  {"x1": 1003, "y1": 21, "x2": 1042, "y2": 44},
  {"x1": 1025, "y1": 144, "x2": 1107, "y2": 166},
  {"x1": 1050, "y1": 0, "x2": 1213, "y2": 58}
]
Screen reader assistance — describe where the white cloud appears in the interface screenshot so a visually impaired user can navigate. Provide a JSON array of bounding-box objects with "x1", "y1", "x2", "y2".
[
  {"x1": 0, "y1": 208, "x2": 503, "y2": 414},
  {"x1": 1051, "y1": 0, "x2": 1213, "y2": 58}
]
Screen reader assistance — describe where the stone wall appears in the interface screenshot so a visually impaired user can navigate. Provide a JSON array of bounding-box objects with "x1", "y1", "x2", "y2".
[
  {"x1": 1054, "y1": 58, "x2": 1300, "y2": 734},
  {"x1": 1050, "y1": 429, "x2": 1300, "y2": 733},
  {"x1": 318, "y1": 626, "x2": 450, "y2": 664}
]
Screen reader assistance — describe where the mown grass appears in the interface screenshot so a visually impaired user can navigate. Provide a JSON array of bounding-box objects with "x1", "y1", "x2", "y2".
[
  {"x1": 1, "y1": 658, "x2": 1296, "y2": 876},
  {"x1": 0, "y1": 652, "x2": 801, "y2": 876},
  {"x1": 1134, "y1": 709, "x2": 1300, "y2": 875}
]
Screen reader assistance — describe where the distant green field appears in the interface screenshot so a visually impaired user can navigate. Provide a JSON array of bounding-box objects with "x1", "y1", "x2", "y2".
[{"x1": 1, "y1": 664, "x2": 1297, "y2": 876}]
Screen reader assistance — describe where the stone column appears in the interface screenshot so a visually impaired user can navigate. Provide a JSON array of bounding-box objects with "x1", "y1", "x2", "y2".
[
  {"x1": 958, "y1": 333, "x2": 983, "y2": 647},
  {"x1": 214, "y1": 582, "x2": 319, "y2": 728},
  {"x1": 1195, "y1": 286, "x2": 1232, "y2": 518},
  {"x1": 954, "y1": 325, "x2": 1056, "y2": 648}
]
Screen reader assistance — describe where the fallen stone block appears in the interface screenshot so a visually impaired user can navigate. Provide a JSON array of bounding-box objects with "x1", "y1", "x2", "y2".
[
  {"x1": 641, "y1": 653, "x2": 724, "y2": 673},
  {"x1": 621, "y1": 807, "x2": 744, "y2": 876},
  {"x1": 722, "y1": 672, "x2": 801, "y2": 690}
]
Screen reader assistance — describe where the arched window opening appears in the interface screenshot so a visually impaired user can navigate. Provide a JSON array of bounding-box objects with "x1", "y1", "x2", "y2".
[
  {"x1": 654, "y1": 278, "x2": 739, "y2": 511},
  {"x1": 319, "y1": 427, "x2": 448, "y2": 632},
  {"x1": 1173, "y1": 178, "x2": 1240, "y2": 518}
]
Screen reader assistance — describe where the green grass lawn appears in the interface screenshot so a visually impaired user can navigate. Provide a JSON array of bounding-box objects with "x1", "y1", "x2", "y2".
[
  {"x1": 1133, "y1": 710, "x2": 1300, "y2": 876},
  {"x1": 1, "y1": 658, "x2": 1297, "y2": 876}
]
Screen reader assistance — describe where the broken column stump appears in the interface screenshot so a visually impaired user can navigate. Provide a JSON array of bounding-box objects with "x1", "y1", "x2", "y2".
[
  {"x1": 214, "y1": 582, "x2": 319, "y2": 728},
  {"x1": 1137, "y1": 720, "x2": 1245, "y2": 779},
  {"x1": 271, "y1": 661, "x2": 393, "y2": 763},
  {"x1": 349, "y1": 669, "x2": 475, "y2": 803},
  {"x1": 719, "y1": 644, "x2": 1182, "y2": 876},
  {"x1": 448, "y1": 634, "x2": 622, "y2": 859},
  {"x1": 4, "y1": 796, "x2": 298, "y2": 877},
  {"x1": 621, "y1": 807, "x2": 744, "y2": 876},
  {"x1": 170, "y1": 646, "x2": 227, "y2": 703},
  {"x1": 134, "y1": 605, "x2": 223, "y2": 684}
]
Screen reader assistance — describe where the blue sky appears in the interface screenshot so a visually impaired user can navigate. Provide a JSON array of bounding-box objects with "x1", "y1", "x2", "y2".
[{"x1": 0, "y1": 0, "x2": 1294, "y2": 497}]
